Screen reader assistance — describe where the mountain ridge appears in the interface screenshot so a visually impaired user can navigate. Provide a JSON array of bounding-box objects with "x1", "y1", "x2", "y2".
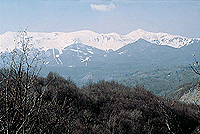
[{"x1": 1, "y1": 29, "x2": 199, "y2": 54}]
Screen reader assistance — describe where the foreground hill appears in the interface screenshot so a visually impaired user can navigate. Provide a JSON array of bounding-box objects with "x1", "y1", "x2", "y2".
[
  {"x1": 179, "y1": 80, "x2": 200, "y2": 105},
  {"x1": 1, "y1": 71, "x2": 200, "y2": 134}
]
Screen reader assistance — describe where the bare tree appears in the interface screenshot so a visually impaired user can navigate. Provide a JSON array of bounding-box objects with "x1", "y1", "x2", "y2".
[
  {"x1": 190, "y1": 52, "x2": 200, "y2": 76},
  {"x1": 0, "y1": 29, "x2": 45, "y2": 133}
]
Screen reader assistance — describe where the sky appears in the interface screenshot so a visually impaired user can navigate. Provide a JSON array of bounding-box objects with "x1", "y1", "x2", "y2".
[{"x1": 0, "y1": 0, "x2": 200, "y2": 38}]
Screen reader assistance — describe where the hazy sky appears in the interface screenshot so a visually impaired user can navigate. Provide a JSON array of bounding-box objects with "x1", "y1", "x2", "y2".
[{"x1": 1, "y1": 0, "x2": 200, "y2": 38}]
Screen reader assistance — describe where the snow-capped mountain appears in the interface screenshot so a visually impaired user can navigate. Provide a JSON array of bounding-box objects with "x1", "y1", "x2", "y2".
[
  {"x1": 1, "y1": 29, "x2": 199, "y2": 54},
  {"x1": 126, "y1": 29, "x2": 199, "y2": 48},
  {"x1": 1, "y1": 29, "x2": 199, "y2": 70},
  {"x1": 0, "y1": 29, "x2": 199, "y2": 88}
]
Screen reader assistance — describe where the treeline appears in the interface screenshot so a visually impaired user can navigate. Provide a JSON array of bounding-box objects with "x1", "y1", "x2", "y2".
[{"x1": 1, "y1": 70, "x2": 200, "y2": 134}]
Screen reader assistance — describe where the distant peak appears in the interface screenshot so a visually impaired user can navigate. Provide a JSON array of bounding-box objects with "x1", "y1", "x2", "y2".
[
  {"x1": 71, "y1": 30, "x2": 96, "y2": 34},
  {"x1": 128, "y1": 29, "x2": 149, "y2": 36},
  {"x1": 135, "y1": 29, "x2": 146, "y2": 32}
]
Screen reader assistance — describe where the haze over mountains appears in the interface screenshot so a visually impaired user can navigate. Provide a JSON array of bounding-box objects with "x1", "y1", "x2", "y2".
[{"x1": 0, "y1": 29, "x2": 199, "y2": 90}]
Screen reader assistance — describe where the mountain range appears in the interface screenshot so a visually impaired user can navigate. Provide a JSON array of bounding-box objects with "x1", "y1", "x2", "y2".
[
  {"x1": 1, "y1": 29, "x2": 199, "y2": 52},
  {"x1": 0, "y1": 29, "x2": 200, "y2": 90},
  {"x1": 1, "y1": 29, "x2": 199, "y2": 67}
]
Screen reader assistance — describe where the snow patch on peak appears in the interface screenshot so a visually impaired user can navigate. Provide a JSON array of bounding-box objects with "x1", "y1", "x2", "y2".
[
  {"x1": 126, "y1": 29, "x2": 198, "y2": 48},
  {"x1": 135, "y1": 29, "x2": 147, "y2": 33}
]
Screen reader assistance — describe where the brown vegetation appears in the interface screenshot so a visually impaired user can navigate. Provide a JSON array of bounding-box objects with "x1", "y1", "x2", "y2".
[{"x1": 1, "y1": 72, "x2": 200, "y2": 133}]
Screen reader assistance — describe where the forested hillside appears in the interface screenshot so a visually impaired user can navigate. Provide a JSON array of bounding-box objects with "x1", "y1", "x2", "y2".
[{"x1": 1, "y1": 71, "x2": 200, "y2": 134}]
